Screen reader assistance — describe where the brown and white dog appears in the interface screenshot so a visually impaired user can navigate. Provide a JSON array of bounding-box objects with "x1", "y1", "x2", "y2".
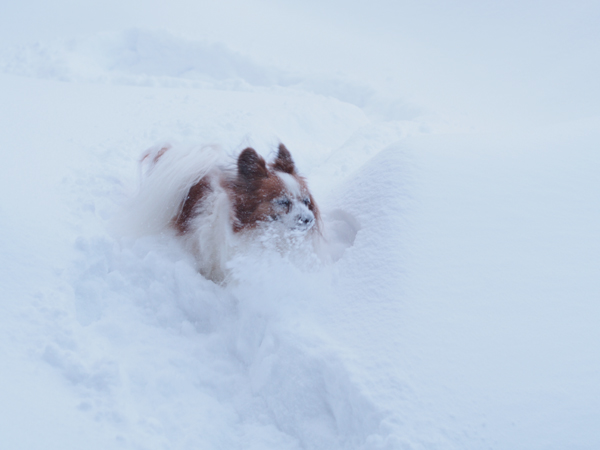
[{"x1": 127, "y1": 142, "x2": 320, "y2": 283}]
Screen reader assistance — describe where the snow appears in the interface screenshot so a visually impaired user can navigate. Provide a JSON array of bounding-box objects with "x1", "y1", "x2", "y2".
[{"x1": 1, "y1": 2, "x2": 600, "y2": 449}]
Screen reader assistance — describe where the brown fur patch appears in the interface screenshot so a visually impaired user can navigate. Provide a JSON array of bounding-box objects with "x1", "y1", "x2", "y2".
[
  {"x1": 270, "y1": 143, "x2": 296, "y2": 174},
  {"x1": 174, "y1": 178, "x2": 212, "y2": 234},
  {"x1": 229, "y1": 173, "x2": 287, "y2": 232},
  {"x1": 237, "y1": 147, "x2": 268, "y2": 182}
]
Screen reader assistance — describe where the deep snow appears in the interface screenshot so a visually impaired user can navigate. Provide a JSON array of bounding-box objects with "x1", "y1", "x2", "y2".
[{"x1": 1, "y1": 4, "x2": 600, "y2": 450}]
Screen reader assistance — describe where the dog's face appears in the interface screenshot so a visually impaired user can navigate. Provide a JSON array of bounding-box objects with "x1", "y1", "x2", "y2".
[{"x1": 232, "y1": 144, "x2": 319, "y2": 233}]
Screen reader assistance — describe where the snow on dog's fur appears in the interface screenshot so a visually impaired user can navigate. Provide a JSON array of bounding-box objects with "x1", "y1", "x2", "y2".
[{"x1": 123, "y1": 143, "x2": 321, "y2": 283}]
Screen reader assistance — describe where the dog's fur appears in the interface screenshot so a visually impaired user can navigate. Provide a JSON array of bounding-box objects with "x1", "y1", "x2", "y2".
[{"x1": 128, "y1": 142, "x2": 320, "y2": 283}]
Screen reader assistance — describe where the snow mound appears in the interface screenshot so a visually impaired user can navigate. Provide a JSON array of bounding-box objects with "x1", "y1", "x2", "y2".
[
  {"x1": 0, "y1": 28, "x2": 277, "y2": 88},
  {"x1": 0, "y1": 28, "x2": 420, "y2": 121}
]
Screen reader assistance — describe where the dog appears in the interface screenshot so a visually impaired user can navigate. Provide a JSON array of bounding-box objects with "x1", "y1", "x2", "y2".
[{"x1": 126, "y1": 142, "x2": 321, "y2": 283}]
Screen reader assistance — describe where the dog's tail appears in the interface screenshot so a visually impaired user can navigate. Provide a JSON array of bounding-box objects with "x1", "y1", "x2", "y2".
[{"x1": 117, "y1": 142, "x2": 226, "y2": 237}]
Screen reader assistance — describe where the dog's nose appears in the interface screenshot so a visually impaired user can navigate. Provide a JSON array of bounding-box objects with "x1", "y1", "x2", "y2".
[{"x1": 296, "y1": 214, "x2": 314, "y2": 227}]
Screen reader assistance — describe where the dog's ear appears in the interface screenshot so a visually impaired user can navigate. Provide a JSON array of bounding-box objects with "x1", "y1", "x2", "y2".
[
  {"x1": 271, "y1": 143, "x2": 296, "y2": 174},
  {"x1": 238, "y1": 147, "x2": 268, "y2": 181}
]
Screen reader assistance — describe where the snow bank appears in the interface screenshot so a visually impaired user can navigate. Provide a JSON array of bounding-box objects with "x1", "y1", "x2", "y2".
[
  {"x1": 0, "y1": 29, "x2": 277, "y2": 88},
  {"x1": 0, "y1": 28, "x2": 421, "y2": 122}
]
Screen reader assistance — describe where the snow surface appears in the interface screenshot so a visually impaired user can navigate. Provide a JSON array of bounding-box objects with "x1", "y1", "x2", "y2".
[{"x1": 1, "y1": 2, "x2": 600, "y2": 449}]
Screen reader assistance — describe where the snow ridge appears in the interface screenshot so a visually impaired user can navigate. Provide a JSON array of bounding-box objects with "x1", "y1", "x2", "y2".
[{"x1": 0, "y1": 28, "x2": 419, "y2": 122}]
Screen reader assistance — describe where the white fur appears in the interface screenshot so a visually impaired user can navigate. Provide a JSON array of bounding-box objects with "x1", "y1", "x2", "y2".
[
  {"x1": 178, "y1": 176, "x2": 234, "y2": 282},
  {"x1": 275, "y1": 172, "x2": 315, "y2": 232},
  {"x1": 118, "y1": 143, "x2": 226, "y2": 236},
  {"x1": 277, "y1": 172, "x2": 302, "y2": 197}
]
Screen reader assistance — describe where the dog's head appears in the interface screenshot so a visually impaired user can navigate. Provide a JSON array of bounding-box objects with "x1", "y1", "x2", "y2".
[{"x1": 231, "y1": 144, "x2": 319, "y2": 233}]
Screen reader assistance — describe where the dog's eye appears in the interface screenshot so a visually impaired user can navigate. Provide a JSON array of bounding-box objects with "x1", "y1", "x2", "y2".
[
  {"x1": 276, "y1": 198, "x2": 291, "y2": 209},
  {"x1": 303, "y1": 197, "x2": 310, "y2": 206}
]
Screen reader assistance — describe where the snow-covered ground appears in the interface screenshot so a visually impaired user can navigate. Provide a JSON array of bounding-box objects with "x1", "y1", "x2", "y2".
[{"x1": 1, "y1": 2, "x2": 599, "y2": 449}]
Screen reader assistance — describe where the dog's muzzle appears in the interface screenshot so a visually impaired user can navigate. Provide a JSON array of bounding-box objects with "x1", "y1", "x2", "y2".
[{"x1": 295, "y1": 213, "x2": 315, "y2": 231}]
